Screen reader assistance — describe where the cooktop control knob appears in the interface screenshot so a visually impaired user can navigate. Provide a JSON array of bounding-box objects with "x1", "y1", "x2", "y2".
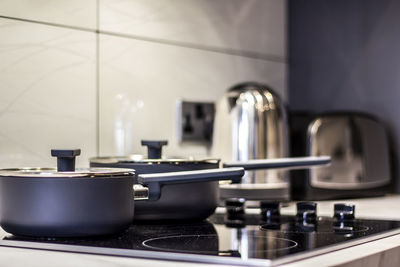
[
  {"x1": 296, "y1": 202, "x2": 317, "y2": 221},
  {"x1": 225, "y1": 198, "x2": 245, "y2": 216},
  {"x1": 334, "y1": 203, "x2": 355, "y2": 221},
  {"x1": 260, "y1": 201, "x2": 280, "y2": 219}
]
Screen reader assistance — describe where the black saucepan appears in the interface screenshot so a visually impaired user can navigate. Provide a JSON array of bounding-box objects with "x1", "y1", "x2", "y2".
[
  {"x1": 90, "y1": 140, "x2": 330, "y2": 221},
  {"x1": 90, "y1": 140, "x2": 331, "y2": 173},
  {"x1": 0, "y1": 149, "x2": 244, "y2": 237}
]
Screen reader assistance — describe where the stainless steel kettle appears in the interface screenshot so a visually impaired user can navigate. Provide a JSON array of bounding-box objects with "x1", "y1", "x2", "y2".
[{"x1": 212, "y1": 82, "x2": 290, "y2": 201}]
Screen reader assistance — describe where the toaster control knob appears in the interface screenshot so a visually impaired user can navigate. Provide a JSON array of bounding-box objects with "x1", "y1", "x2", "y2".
[
  {"x1": 225, "y1": 198, "x2": 245, "y2": 216},
  {"x1": 260, "y1": 201, "x2": 280, "y2": 219},
  {"x1": 334, "y1": 203, "x2": 355, "y2": 221},
  {"x1": 296, "y1": 202, "x2": 317, "y2": 221}
]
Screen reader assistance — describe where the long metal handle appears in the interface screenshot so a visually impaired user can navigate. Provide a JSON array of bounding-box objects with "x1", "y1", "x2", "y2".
[
  {"x1": 223, "y1": 156, "x2": 331, "y2": 170},
  {"x1": 138, "y1": 167, "x2": 244, "y2": 201}
]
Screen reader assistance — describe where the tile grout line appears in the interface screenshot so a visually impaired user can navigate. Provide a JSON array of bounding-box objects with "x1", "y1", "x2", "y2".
[
  {"x1": 0, "y1": 15, "x2": 287, "y2": 63},
  {"x1": 96, "y1": 0, "x2": 100, "y2": 157},
  {"x1": 100, "y1": 29, "x2": 287, "y2": 63},
  {"x1": 0, "y1": 15, "x2": 95, "y2": 33}
]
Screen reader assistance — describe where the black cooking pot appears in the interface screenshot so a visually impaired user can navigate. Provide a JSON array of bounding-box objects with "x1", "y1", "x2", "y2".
[
  {"x1": 90, "y1": 140, "x2": 330, "y2": 221},
  {"x1": 91, "y1": 140, "x2": 330, "y2": 174},
  {"x1": 0, "y1": 149, "x2": 244, "y2": 237}
]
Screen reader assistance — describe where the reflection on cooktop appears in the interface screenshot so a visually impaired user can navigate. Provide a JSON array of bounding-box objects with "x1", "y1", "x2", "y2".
[
  {"x1": 261, "y1": 218, "x2": 370, "y2": 235},
  {"x1": 4, "y1": 221, "x2": 218, "y2": 251},
  {"x1": 142, "y1": 234, "x2": 220, "y2": 254}
]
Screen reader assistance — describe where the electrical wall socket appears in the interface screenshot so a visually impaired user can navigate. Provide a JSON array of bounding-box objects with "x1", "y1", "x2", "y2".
[{"x1": 177, "y1": 100, "x2": 215, "y2": 144}]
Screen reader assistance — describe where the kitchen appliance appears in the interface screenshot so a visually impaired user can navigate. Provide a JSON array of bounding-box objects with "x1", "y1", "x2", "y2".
[
  {"x1": 290, "y1": 112, "x2": 391, "y2": 200},
  {"x1": 0, "y1": 200, "x2": 399, "y2": 266},
  {"x1": 0, "y1": 149, "x2": 246, "y2": 236},
  {"x1": 90, "y1": 140, "x2": 330, "y2": 218},
  {"x1": 212, "y1": 82, "x2": 290, "y2": 201}
]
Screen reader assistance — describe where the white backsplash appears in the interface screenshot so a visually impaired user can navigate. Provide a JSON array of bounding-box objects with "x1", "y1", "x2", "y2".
[
  {"x1": 100, "y1": 0, "x2": 286, "y2": 58},
  {"x1": 0, "y1": 0, "x2": 96, "y2": 29},
  {"x1": 0, "y1": 18, "x2": 96, "y2": 168},
  {"x1": 99, "y1": 35, "x2": 286, "y2": 158},
  {"x1": 0, "y1": 0, "x2": 287, "y2": 166}
]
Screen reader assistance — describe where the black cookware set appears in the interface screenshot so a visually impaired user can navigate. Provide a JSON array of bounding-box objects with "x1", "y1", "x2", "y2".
[{"x1": 0, "y1": 140, "x2": 330, "y2": 238}]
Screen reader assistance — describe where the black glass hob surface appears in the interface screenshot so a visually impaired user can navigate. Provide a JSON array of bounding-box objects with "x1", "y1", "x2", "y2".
[{"x1": 0, "y1": 210, "x2": 400, "y2": 266}]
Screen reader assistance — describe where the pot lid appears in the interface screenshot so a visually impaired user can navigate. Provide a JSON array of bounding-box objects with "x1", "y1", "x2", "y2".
[
  {"x1": 0, "y1": 149, "x2": 135, "y2": 178},
  {"x1": 90, "y1": 140, "x2": 219, "y2": 165},
  {"x1": 90, "y1": 156, "x2": 220, "y2": 165},
  {"x1": 0, "y1": 167, "x2": 135, "y2": 178}
]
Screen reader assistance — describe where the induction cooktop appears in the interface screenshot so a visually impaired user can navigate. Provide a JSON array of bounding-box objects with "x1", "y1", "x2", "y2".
[{"x1": 0, "y1": 201, "x2": 399, "y2": 266}]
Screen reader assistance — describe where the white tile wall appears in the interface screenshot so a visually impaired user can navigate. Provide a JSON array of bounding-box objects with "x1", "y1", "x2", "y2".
[
  {"x1": 0, "y1": 0, "x2": 287, "y2": 166},
  {"x1": 0, "y1": 0, "x2": 97, "y2": 29},
  {"x1": 0, "y1": 18, "x2": 96, "y2": 168},
  {"x1": 99, "y1": 35, "x2": 286, "y2": 158},
  {"x1": 100, "y1": 0, "x2": 286, "y2": 58}
]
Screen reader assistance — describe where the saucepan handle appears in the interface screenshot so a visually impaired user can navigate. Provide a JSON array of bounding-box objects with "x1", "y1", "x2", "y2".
[
  {"x1": 222, "y1": 156, "x2": 331, "y2": 170},
  {"x1": 137, "y1": 167, "x2": 244, "y2": 201}
]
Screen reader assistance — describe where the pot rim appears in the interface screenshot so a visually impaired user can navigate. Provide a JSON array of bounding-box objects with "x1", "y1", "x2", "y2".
[
  {"x1": 0, "y1": 167, "x2": 135, "y2": 178},
  {"x1": 89, "y1": 157, "x2": 220, "y2": 165}
]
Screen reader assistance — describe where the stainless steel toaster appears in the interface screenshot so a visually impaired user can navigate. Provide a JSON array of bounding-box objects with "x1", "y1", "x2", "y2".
[{"x1": 290, "y1": 112, "x2": 391, "y2": 200}]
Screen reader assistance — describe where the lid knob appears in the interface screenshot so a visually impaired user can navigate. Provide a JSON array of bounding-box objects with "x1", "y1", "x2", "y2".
[
  {"x1": 51, "y1": 149, "x2": 81, "y2": 172},
  {"x1": 141, "y1": 140, "x2": 168, "y2": 159}
]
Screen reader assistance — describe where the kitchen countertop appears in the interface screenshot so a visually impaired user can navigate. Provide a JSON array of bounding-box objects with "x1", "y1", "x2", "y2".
[{"x1": 2, "y1": 195, "x2": 400, "y2": 267}]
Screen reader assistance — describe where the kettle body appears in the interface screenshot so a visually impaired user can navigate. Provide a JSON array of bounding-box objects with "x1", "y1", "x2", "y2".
[{"x1": 213, "y1": 82, "x2": 290, "y2": 201}]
